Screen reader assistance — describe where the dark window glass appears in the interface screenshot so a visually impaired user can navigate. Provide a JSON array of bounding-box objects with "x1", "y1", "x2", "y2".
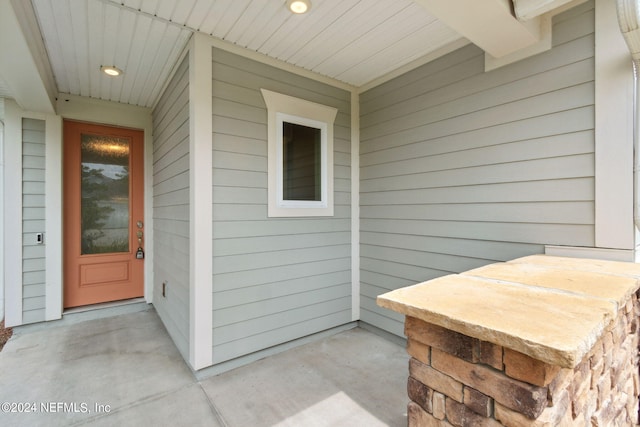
[{"x1": 282, "y1": 122, "x2": 321, "y2": 201}]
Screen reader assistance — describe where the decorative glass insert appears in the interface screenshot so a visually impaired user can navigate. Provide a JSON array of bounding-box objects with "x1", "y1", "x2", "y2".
[
  {"x1": 80, "y1": 134, "x2": 130, "y2": 254},
  {"x1": 282, "y1": 121, "x2": 321, "y2": 202}
]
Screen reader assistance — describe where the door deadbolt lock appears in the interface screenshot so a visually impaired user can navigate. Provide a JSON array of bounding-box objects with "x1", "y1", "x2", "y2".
[{"x1": 135, "y1": 221, "x2": 144, "y2": 259}]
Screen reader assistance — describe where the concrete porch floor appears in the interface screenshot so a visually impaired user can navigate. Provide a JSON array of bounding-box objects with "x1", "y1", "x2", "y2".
[{"x1": 0, "y1": 307, "x2": 408, "y2": 426}]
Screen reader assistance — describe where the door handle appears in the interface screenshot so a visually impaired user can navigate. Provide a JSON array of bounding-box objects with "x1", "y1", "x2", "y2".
[{"x1": 136, "y1": 221, "x2": 144, "y2": 259}]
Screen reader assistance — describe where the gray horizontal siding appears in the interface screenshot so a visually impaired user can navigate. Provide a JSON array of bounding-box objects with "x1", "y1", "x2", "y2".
[
  {"x1": 359, "y1": 2, "x2": 595, "y2": 335},
  {"x1": 152, "y1": 54, "x2": 190, "y2": 360},
  {"x1": 211, "y1": 47, "x2": 352, "y2": 364},
  {"x1": 22, "y1": 118, "x2": 46, "y2": 324}
]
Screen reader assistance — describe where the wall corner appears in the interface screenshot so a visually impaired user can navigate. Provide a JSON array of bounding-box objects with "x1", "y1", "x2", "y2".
[
  {"x1": 188, "y1": 32, "x2": 214, "y2": 370},
  {"x1": 44, "y1": 114, "x2": 62, "y2": 321},
  {"x1": 351, "y1": 90, "x2": 360, "y2": 321},
  {"x1": 3, "y1": 99, "x2": 23, "y2": 326},
  {"x1": 594, "y1": 0, "x2": 635, "y2": 250}
]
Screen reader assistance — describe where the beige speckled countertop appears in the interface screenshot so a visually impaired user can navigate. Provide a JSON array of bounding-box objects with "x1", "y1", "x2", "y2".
[{"x1": 377, "y1": 255, "x2": 640, "y2": 368}]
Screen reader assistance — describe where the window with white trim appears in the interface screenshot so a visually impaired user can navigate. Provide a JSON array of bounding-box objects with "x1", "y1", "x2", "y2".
[{"x1": 261, "y1": 89, "x2": 338, "y2": 217}]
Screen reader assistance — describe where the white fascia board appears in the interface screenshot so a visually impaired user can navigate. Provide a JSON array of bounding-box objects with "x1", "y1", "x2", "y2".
[
  {"x1": 485, "y1": 14, "x2": 552, "y2": 71},
  {"x1": 0, "y1": 1, "x2": 55, "y2": 114},
  {"x1": 513, "y1": 0, "x2": 587, "y2": 20},
  {"x1": 413, "y1": 0, "x2": 542, "y2": 58}
]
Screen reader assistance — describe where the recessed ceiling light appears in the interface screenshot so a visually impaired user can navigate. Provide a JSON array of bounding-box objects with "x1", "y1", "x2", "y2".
[
  {"x1": 100, "y1": 65, "x2": 123, "y2": 77},
  {"x1": 287, "y1": 0, "x2": 311, "y2": 14}
]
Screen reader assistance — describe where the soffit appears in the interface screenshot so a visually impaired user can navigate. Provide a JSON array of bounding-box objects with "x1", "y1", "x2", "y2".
[
  {"x1": 30, "y1": 0, "x2": 463, "y2": 107},
  {"x1": 32, "y1": 0, "x2": 192, "y2": 108},
  {"x1": 27, "y1": 0, "x2": 584, "y2": 109}
]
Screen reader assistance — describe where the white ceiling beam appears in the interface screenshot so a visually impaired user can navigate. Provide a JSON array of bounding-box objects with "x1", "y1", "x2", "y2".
[
  {"x1": 0, "y1": 0, "x2": 56, "y2": 113},
  {"x1": 513, "y1": 0, "x2": 584, "y2": 20},
  {"x1": 412, "y1": 0, "x2": 542, "y2": 58}
]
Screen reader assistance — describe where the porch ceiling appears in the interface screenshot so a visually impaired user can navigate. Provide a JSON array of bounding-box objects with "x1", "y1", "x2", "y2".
[
  {"x1": 2, "y1": 0, "x2": 584, "y2": 110},
  {"x1": 31, "y1": 0, "x2": 464, "y2": 108}
]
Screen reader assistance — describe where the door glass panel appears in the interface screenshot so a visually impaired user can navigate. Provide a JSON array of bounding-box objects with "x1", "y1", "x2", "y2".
[{"x1": 80, "y1": 134, "x2": 130, "y2": 254}]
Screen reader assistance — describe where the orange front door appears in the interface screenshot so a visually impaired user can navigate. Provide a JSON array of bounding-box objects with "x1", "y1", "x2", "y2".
[{"x1": 63, "y1": 121, "x2": 145, "y2": 308}]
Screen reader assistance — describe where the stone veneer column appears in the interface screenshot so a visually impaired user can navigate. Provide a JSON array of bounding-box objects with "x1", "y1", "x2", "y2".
[{"x1": 378, "y1": 255, "x2": 640, "y2": 426}]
